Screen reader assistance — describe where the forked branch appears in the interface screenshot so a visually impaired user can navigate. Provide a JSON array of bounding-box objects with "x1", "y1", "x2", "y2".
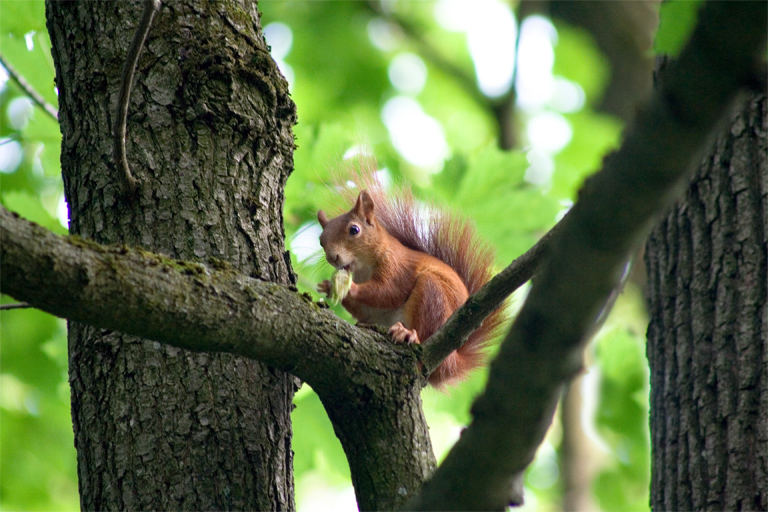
[{"x1": 409, "y1": 1, "x2": 767, "y2": 509}]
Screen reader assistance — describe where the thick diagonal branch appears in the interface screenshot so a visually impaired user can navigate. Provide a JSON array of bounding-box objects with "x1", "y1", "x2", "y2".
[
  {"x1": 0, "y1": 206, "x2": 414, "y2": 389},
  {"x1": 409, "y1": 1, "x2": 767, "y2": 509},
  {"x1": 0, "y1": 205, "x2": 435, "y2": 510}
]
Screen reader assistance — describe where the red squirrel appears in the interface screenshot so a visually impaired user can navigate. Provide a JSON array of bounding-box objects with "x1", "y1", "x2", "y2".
[{"x1": 316, "y1": 184, "x2": 505, "y2": 387}]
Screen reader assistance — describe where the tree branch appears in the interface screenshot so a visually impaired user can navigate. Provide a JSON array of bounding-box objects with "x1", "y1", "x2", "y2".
[
  {"x1": 0, "y1": 203, "x2": 436, "y2": 509},
  {"x1": 0, "y1": 53, "x2": 59, "y2": 121},
  {"x1": 549, "y1": 0, "x2": 659, "y2": 123},
  {"x1": 421, "y1": 220, "x2": 560, "y2": 375},
  {"x1": 0, "y1": 301, "x2": 32, "y2": 310},
  {"x1": 0, "y1": 206, "x2": 416, "y2": 390},
  {"x1": 409, "y1": 1, "x2": 767, "y2": 509},
  {"x1": 113, "y1": 0, "x2": 161, "y2": 194}
]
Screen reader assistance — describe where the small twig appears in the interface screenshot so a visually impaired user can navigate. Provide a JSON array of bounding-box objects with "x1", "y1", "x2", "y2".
[
  {"x1": 422, "y1": 215, "x2": 564, "y2": 374},
  {"x1": 0, "y1": 53, "x2": 58, "y2": 121},
  {"x1": 113, "y1": 0, "x2": 161, "y2": 194},
  {"x1": 0, "y1": 301, "x2": 32, "y2": 311}
]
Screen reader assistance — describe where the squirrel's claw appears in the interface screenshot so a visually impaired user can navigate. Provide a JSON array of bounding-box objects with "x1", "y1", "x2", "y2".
[
  {"x1": 317, "y1": 280, "x2": 331, "y2": 295},
  {"x1": 389, "y1": 322, "x2": 420, "y2": 344}
]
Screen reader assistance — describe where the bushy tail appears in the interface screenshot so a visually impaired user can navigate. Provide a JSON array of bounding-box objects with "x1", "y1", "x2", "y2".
[{"x1": 340, "y1": 170, "x2": 507, "y2": 387}]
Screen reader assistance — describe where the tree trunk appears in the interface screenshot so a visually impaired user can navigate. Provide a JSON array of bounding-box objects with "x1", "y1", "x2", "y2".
[
  {"x1": 45, "y1": 1, "x2": 298, "y2": 509},
  {"x1": 645, "y1": 92, "x2": 767, "y2": 510}
]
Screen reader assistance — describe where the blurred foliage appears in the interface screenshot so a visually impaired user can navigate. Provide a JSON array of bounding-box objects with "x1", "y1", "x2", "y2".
[
  {"x1": 654, "y1": 0, "x2": 703, "y2": 56},
  {"x1": 0, "y1": 305, "x2": 76, "y2": 511},
  {"x1": 0, "y1": 0, "x2": 707, "y2": 509},
  {"x1": 1, "y1": 0, "x2": 76, "y2": 510}
]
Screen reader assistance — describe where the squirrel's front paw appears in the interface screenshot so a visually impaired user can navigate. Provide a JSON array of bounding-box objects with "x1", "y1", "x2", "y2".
[
  {"x1": 317, "y1": 280, "x2": 331, "y2": 295},
  {"x1": 389, "y1": 322, "x2": 420, "y2": 344}
]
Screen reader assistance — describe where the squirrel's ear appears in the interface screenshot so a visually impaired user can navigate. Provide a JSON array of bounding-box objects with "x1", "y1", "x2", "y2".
[
  {"x1": 355, "y1": 190, "x2": 376, "y2": 226},
  {"x1": 317, "y1": 210, "x2": 328, "y2": 227}
]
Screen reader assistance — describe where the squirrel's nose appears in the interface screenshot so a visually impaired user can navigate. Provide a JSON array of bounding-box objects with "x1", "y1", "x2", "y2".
[{"x1": 325, "y1": 252, "x2": 339, "y2": 265}]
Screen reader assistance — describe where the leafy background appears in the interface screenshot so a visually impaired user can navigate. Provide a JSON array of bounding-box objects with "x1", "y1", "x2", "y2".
[{"x1": 0, "y1": 0, "x2": 700, "y2": 510}]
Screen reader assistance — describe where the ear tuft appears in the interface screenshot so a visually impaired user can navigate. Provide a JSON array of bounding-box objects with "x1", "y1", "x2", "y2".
[
  {"x1": 317, "y1": 210, "x2": 329, "y2": 227},
  {"x1": 355, "y1": 190, "x2": 376, "y2": 226}
]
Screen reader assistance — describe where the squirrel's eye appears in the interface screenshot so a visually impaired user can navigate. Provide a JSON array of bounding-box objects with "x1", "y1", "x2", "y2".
[{"x1": 348, "y1": 225, "x2": 360, "y2": 236}]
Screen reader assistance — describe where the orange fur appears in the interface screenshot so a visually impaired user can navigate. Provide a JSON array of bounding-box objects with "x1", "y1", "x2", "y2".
[{"x1": 317, "y1": 176, "x2": 506, "y2": 387}]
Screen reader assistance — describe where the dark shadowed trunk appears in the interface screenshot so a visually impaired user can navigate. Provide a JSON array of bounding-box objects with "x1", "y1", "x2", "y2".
[
  {"x1": 645, "y1": 92, "x2": 767, "y2": 510},
  {"x1": 45, "y1": 1, "x2": 297, "y2": 509}
]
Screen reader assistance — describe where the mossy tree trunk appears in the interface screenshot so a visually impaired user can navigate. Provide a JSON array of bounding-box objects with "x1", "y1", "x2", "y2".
[
  {"x1": 645, "y1": 92, "x2": 767, "y2": 510},
  {"x1": 46, "y1": 1, "x2": 298, "y2": 509}
]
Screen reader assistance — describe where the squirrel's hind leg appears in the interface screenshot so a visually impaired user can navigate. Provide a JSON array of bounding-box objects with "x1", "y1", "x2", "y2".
[
  {"x1": 391, "y1": 273, "x2": 455, "y2": 345},
  {"x1": 389, "y1": 322, "x2": 419, "y2": 344}
]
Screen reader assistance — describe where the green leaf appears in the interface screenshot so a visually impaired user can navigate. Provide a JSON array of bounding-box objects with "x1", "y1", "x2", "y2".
[
  {"x1": 654, "y1": 0, "x2": 704, "y2": 56},
  {"x1": 1, "y1": 289, "x2": 77, "y2": 512},
  {"x1": 553, "y1": 25, "x2": 610, "y2": 105},
  {"x1": 553, "y1": 110, "x2": 622, "y2": 199},
  {"x1": 0, "y1": 189, "x2": 66, "y2": 233},
  {"x1": 0, "y1": 0, "x2": 46, "y2": 36},
  {"x1": 291, "y1": 386, "x2": 350, "y2": 482},
  {"x1": 592, "y1": 322, "x2": 650, "y2": 512}
]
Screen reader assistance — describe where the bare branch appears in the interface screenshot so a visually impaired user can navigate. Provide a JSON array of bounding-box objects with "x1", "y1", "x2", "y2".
[
  {"x1": 421, "y1": 220, "x2": 560, "y2": 375},
  {"x1": 0, "y1": 53, "x2": 58, "y2": 121},
  {"x1": 0, "y1": 301, "x2": 32, "y2": 310},
  {"x1": 113, "y1": 0, "x2": 161, "y2": 194},
  {"x1": 409, "y1": 1, "x2": 768, "y2": 509}
]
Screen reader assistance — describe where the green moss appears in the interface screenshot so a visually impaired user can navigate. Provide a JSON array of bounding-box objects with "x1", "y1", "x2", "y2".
[
  {"x1": 207, "y1": 257, "x2": 232, "y2": 271},
  {"x1": 65, "y1": 234, "x2": 238, "y2": 289},
  {"x1": 367, "y1": 324, "x2": 390, "y2": 337},
  {"x1": 221, "y1": 0, "x2": 254, "y2": 29},
  {"x1": 66, "y1": 234, "x2": 107, "y2": 252},
  {"x1": 131, "y1": 246, "x2": 164, "y2": 261},
  {"x1": 179, "y1": 262, "x2": 207, "y2": 276},
  {"x1": 243, "y1": 284, "x2": 261, "y2": 301}
]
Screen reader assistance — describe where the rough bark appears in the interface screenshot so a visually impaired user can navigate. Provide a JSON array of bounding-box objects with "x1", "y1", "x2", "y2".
[
  {"x1": 45, "y1": 1, "x2": 297, "y2": 509},
  {"x1": 320, "y1": 386, "x2": 436, "y2": 511},
  {"x1": 646, "y1": 92, "x2": 767, "y2": 510}
]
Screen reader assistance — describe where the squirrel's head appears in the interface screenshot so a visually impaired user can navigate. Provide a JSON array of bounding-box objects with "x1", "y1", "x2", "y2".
[{"x1": 317, "y1": 190, "x2": 382, "y2": 275}]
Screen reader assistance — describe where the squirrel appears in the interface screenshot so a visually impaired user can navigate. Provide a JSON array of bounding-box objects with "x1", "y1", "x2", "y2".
[{"x1": 316, "y1": 181, "x2": 505, "y2": 387}]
